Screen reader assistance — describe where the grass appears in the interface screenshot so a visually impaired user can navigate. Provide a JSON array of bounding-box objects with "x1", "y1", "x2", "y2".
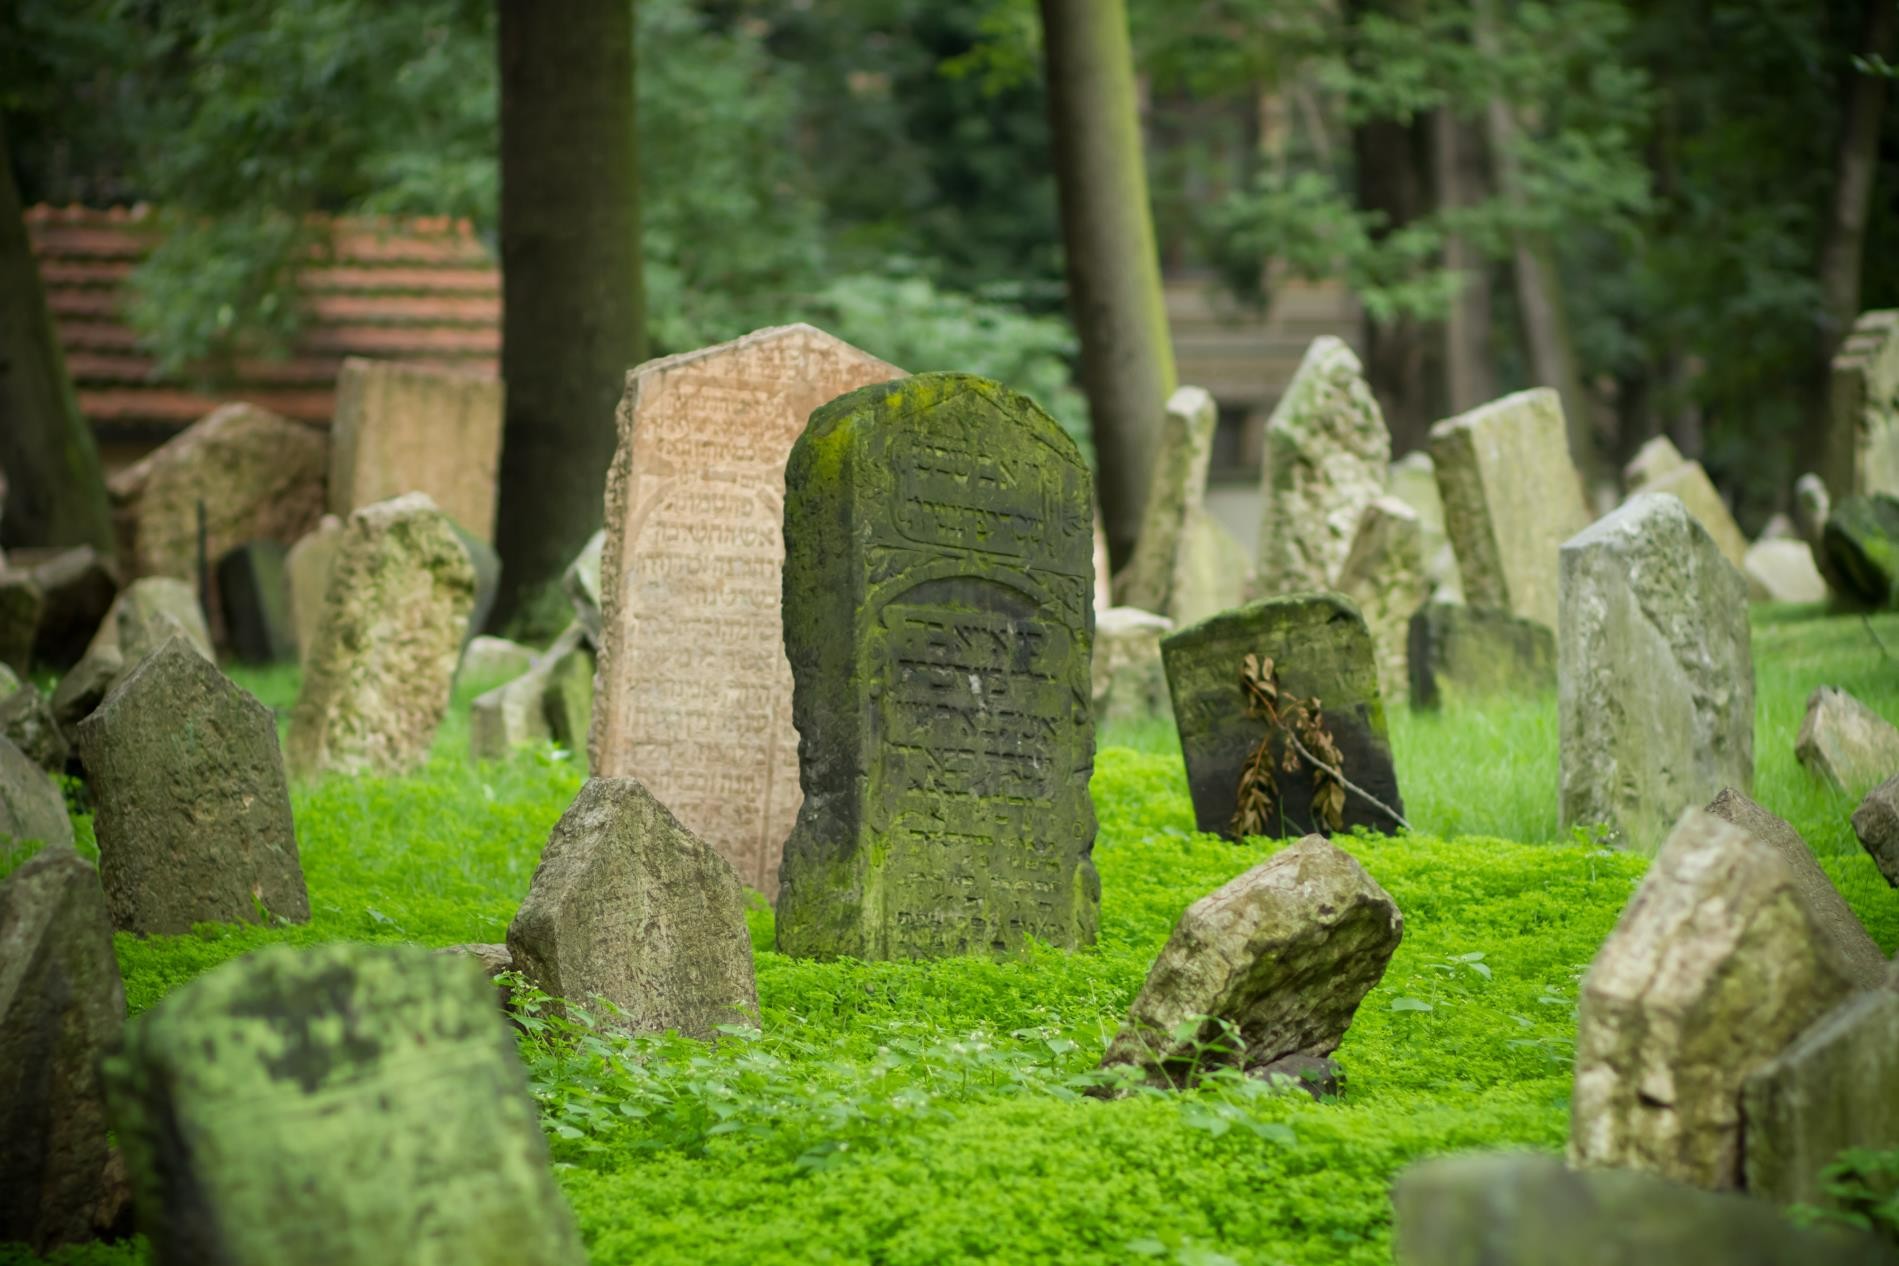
[{"x1": 6, "y1": 605, "x2": 1898, "y2": 1266}]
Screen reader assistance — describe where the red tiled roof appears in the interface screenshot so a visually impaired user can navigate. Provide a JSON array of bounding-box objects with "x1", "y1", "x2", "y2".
[{"x1": 26, "y1": 204, "x2": 501, "y2": 442}]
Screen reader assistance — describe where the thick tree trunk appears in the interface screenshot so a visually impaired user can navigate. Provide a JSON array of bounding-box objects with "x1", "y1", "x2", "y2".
[
  {"x1": 1818, "y1": 0, "x2": 1896, "y2": 353},
  {"x1": 494, "y1": 1, "x2": 644, "y2": 632},
  {"x1": 1352, "y1": 109, "x2": 1443, "y2": 451},
  {"x1": 1040, "y1": 0, "x2": 1177, "y2": 570},
  {"x1": 1432, "y1": 109, "x2": 1496, "y2": 416},
  {"x1": 0, "y1": 114, "x2": 114, "y2": 553}
]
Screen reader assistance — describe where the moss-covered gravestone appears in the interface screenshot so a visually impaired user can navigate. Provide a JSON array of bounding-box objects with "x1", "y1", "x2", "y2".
[
  {"x1": 775, "y1": 373, "x2": 1100, "y2": 960},
  {"x1": 102, "y1": 943, "x2": 583, "y2": 1266},
  {"x1": 1406, "y1": 601, "x2": 1555, "y2": 708},
  {"x1": 1162, "y1": 593, "x2": 1402, "y2": 839}
]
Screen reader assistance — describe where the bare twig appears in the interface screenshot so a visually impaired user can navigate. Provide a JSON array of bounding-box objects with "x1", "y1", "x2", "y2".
[{"x1": 1281, "y1": 728, "x2": 1413, "y2": 833}]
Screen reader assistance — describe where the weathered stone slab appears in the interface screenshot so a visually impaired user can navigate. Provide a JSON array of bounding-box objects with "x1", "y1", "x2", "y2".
[
  {"x1": 26, "y1": 546, "x2": 117, "y2": 669},
  {"x1": 101, "y1": 943, "x2": 585, "y2": 1266},
  {"x1": 288, "y1": 494, "x2": 476, "y2": 779},
  {"x1": 1852, "y1": 773, "x2": 1899, "y2": 885},
  {"x1": 77, "y1": 639, "x2": 308, "y2": 935},
  {"x1": 1429, "y1": 387, "x2": 1591, "y2": 631},
  {"x1": 1623, "y1": 434, "x2": 1686, "y2": 490},
  {"x1": 1570, "y1": 807, "x2": 1860, "y2": 1189},
  {"x1": 1099, "y1": 835, "x2": 1401, "y2": 1089},
  {"x1": 593, "y1": 325, "x2": 900, "y2": 898},
  {"x1": 1819, "y1": 492, "x2": 1899, "y2": 608},
  {"x1": 1824, "y1": 308, "x2": 1899, "y2": 500},
  {"x1": 0, "y1": 571, "x2": 42, "y2": 675},
  {"x1": 0, "y1": 846, "x2": 127, "y2": 1252},
  {"x1": 0, "y1": 685, "x2": 67, "y2": 773},
  {"x1": 328, "y1": 358, "x2": 504, "y2": 541},
  {"x1": 1744, "y1": 988, "x2": 1899, "y2": 1207},
  {"x1": 507, "y1": 777, "x2": 756, "y2": 1038},
  {"x1": 1387, "y1": 450, "x2": 1460, "y2": 599},
  {"x1": 1393, "y1": 1152, "x2": 1897, "y2": 1266},
  {"x1": 1117, "y1": 385, "x2": 1217, "y2": 620},
  {"x1": 1170, "y1": 508, "x2": 1251, "y2": 626},
  {"x1": 562, "y1": 528, "x2": 604, "y2": 646},
  {"x1": 1558, "y1": 493, "x2": 1753, "y2": 850},
  {"x1": 0, "y1": 735, "x2": 71, "y2": 849},
  {"x1": 1254, "y1": 337, "x2": 1390, "y2": 597},
  {"x1": 461, "y1": 635, "x2": 536, "y2": 686},
  {"x1": 48, "y1": 645, "x2": 121, "y2": 732},
  {"x1": 285, "y1": 514, "x2": 343, "y2": 667},
  {"x1": 1705, "y1": 787, "x2": 1885, "y2": 989},
  {"x1": 1744, "y1": 538, "x2": 1828, "y2": 604},
  {"x1": 541, "y1": 638, "x2": 593, "y2": 766},
  {"x1": 1162, "y1": 593, "x2": 1402, "y2": 839},
  {"x1": 214, "y1": 541, "x2": 295, "y2": 664},
  {"x1": 1092, "y1": 606, "x2": 1173, "y2": 728},
  {"x1": 468, "y1": 627, "x2": 586, "y2": 763},
  {"x1": 775, "y1": 372, "x2": 1099, "y2": 960},
  {"x1": 1335, "y1": 495, "x2": 1429, "y2": 706},
  {"x1": 84, "y1": 575, "x2": 213, "y2": 666},
  {"x1": 1796, "y1": 685, "x2": 1899, "y2": 796},
  {"x1": 1639, "y1": 460, "x2": 1749, "y2": 572},
  {"x1": 105, "y1": 402, "x2": 327, "y2": 587},
  {"x1": 1795, "y1": 471, "x2": 1831, "y2": 549},
  {"x1": 1406, "y1": 601, "x2": 1555, "y2": 708}
]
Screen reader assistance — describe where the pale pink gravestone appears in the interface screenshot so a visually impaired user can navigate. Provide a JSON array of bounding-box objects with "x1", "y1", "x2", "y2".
[
  {"x1": 589, "y1": 325, "x2": 902, "y2": 895},
  {"x1": 329, "y1": 358, "x2": 505, "y2": 540}
]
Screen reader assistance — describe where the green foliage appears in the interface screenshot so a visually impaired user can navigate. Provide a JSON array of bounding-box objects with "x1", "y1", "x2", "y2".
[{"x1": 1793, "y1": 1146, "x2": 1899, "y2": 1245}]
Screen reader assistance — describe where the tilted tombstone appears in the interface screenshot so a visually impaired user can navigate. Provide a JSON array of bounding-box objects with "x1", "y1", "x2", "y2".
[
  {"x1": 591, "y1": 325, "x2": 900, "y2": 897},
  {"x1": 1254, "y1": 336, "x2": 1391, "y2": 598},
  {"x1": 1406, "y1": 601, "x2": 1555, "y2": 708},
  {"x1": 1796, "y1": 684, "x2": 1899, "y2": 796},
  {"x1": 1387, "y1": 450, "x2": 1460, "y2": 599},
  {"x1": 774, "y1": 373, "x2": 1100, "y2": 960},
  {"x1": 0, "y1": 734, "x2": 72, "y2": 849},
  {"x1": 0, "y1": 846, "x2": 127, "y2": 1252},
  {"x1": 1116, "y1": 384, "x2": 1218, "y2": 621},
  {"x1": 1854, "y1": 773, "x2": 1899, "y2": 885},
  {"x1": 1819, "y1": 492, "x2": 1899, "y2": 608},
  {"x1": 1824, "y1": 308, "x2": 1899, "y2": 500},
  {"x1": 287, "y1": 493, "x2": 476, "y2": 779},
  {"x1": 101, "y1": 943, "x2": 586, "y2": 1266},
  {"x1": 1743, "y1": 538, "x2": 1827, "y2": 604},
  {"x1": 1335, "y1": 495, "x2": 1429, "y2": 707},
  {"x1": 1429, "y1": 387, "x2": 1591, "y2": 632},
  {"x1": 506, "y1": 777, "x2": 756, "y2": 1039},
  {"x1": 1162, "y1": 593, "x2": 1403, "y2": 840},
  {"x1": 285, "y1": 514, "x2": 344, "y2": 667},
  {"x1": 1634, "y1": 461, "x2": 1750, "y2": 572},
  {"x1": 76, "y1": 638, "x2": 309, "y2": 934},
  {"x1": 1558, "y1": 493, "x2": 1753, "y2": 850},
  {"x1": 1570, "y1": 808, "x2": 1859, "y2": 1190},
  {"x1": 328, "y1": 358, "x2": 505, "y2": 540},
  {"x1": 215, "y1": 541, "x2": 296, "y2": 664}
]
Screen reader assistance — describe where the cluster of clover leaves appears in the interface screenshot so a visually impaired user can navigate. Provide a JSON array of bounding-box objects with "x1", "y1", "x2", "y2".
[{"x1": 1230, "y1": 652, "x2": 1348, "y2": 837}]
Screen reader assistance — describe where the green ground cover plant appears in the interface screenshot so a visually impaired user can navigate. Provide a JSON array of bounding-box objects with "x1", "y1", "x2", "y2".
[{"x1": 7, "y1": 607, "x2": 1897, "y2": 1266}]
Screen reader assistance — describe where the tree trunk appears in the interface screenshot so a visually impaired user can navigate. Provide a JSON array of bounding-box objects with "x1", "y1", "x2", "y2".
[
  {"x1": 1040, "y1": 0, "x2": 1177, "y2": 571},
  {"x1": 1818, "y1": 0, "x2": 1896, "y2": 355},
  {"x1": 0, "y1": 114, "x2": 114, "y2": 553},
  {"x1": 493, "y1": 0, "x2": 644, "y2": 632},
  {"x1": 1352, "y1": 108, "x2": 1443, "y2": 451},
  {"x1": 1433, "y1": 108, "x2": 1496, "y2": 416}
]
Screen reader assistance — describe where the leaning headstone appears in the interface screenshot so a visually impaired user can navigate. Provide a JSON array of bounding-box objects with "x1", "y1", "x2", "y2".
[
  {"x1": 105, "y1": 401, "x2": 327, "y2": 586},
  {"x1": 0, "y1": 571, "x2": 42, "y2": 675},
  {"x1": 1819, "y1": 492, "x2": 1899, "y2": 608},
  {"x1": 562, "y1": 528, "x2": 604, "y2": 646},
  {"x1": 1570, "y1": 807, "x2": 1860, "y2": 1189},
  {"x1": 0, "y1": 685, "x2": 68, "y2": 773},
  {"x1": 1162, "y1": 593, "x2": 1402, "y2": 840},
  {"x1": 285, "y1": 514, "x2": 343, "y2": 667},
  {"x1": 1743, "y1": 988, "x2": 1899, "y2": 1207},
  {"x1": 460, "y1": 635, "x2": 536, "y2": 686},
  {"x1": 1705, "y1": 787, "x2": 1886, "y2": 989},
  {"x1": 76, "y1": 638, "x2": 308, "y2": 935},
  {"x1": 468, "y1": 627, "x2": 585, "y2": 762},
  {"x1": 1796, "y1": 685, "x2": 1899, "y2": 795},
  {"x1": 48, "y1": 645, "x2": 122, "y2": 732},
  {"x1": 214, "y1": 541, "x2": 295, "y2": 664},
  {"x1": 0, "y1": 846, "x2": 127, "y2": 1252},
  {"x1": 1743, "y1": 538, "x2": 1828, "y2": 604},
  {"x1": 1429, "y1": 387, "x2": 1591, "y2": 631},
  {"x1": 1636, "y1": 461, "x2": 1750, "y2": 572},
  {"x1": 1406, "y1": 601, "x2": 1555, "y2": 708},
  {"x1": 541, "y1": 638, "x2": 593, "y2": 765},
  {"x1": 27, "y1": 546, "x2": 117, "y2": 669},
  {"x1": 1393, "y1": 1152, "x2": 1897, "y2": 1266},
  {"x1": 1092, "y1": 607, "x2": 1174, "y2": 728},
  {"x1": 287, "y1": 494, "x2": 476, "y2": 779},
  {"x1": 507, "y1": 777, "x2": 757, "y2": 1038},
  {"x1": 1254, "y1": 337, "x2": 1390, "y2": 597},
  {"x1": 85, "y1": 575, "x2": 213, "y2": 665},
  {"x1": 1623, "y1": 433, "x2": 1686, "y2": 490},
  {"x1": 1387, "y1": 450, "x2": 1460, "y2": 599},
  {"x1": 1824, "y1": 308, "x2": 1899, "y2": 500},
  {"x1": 1852, "y1": 773, "x2": 1899, "y2": 885},
  {"x1": 774, "y1": 372, "x2": 1099, "y2": 960},
  {"x1": 1335, "y1": 495, "x2": 1429, "y2": 706},
  {"x1": 1558, "y1": 493, "x2": 1753, "y2": 850},
  {"x1": 1098, "y1": 835, "x2": 1401, "y2": 1090},
  {"x1": 328, "y1": 358, "x2": 505, "y2": 540},
  {"x1": 0, "y1": 735, "x2": 72, "y2": 848},
  {"x1": 1116, "y1": 385, "x2": 1217, "y2": 620},
  {"x1": 593, "y1": 324, "x2": 900, "y2": 897},
  {"x1": 101, "y1": 943, "x2": 586, "y2": 1266}
]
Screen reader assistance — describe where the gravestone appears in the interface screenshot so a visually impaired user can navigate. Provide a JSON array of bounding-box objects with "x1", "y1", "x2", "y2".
[
  {"x1": 1170, "y1": 509, "x2": 1252, "y2": 626},
  {"x1": 48, "y1": 646, "x2": 121, "y2": 732},
  {"x1": 0, "y1": 735, "x2": 72, "y2": 849},
  {"x1": 1116, "y1": 385, "x2": 1217, "y2": 620},
  {"x1": 1406, "y1": 601, "x2": 1555, "y2": 708},
  {"x1": 541, "y1": 638, "x2": 593, "y2": 764},
  {"x1": 1558, "y1": 493, "x2": 1753, "y2": 850},
  {"x1": 1098, "y1": 835, "x2": 1401, "y2": 1090},
  {"x1": 1623, "y1": 434, "x2": 1686, "y2": 490},
  {"x1": 507, "y1": 777, "x2": 756, "y2": 1038},
  {"x1": 1824, "y1": 308, "x2": 1899, "y2": 500},
  {"x1": 1092, "y1": 607, "x2": 1173, "y2": 728},
  {"x1": 1570, "y1": 807, "x2": 1859, "y2": 1189},
  {"x1": 101, "y1": 943, "x2": 585, "y2": 1266},
  {"x1": 287, "y1": 494, "x2": 476, "y2": 779},
  {"x1": 774, "y1": 373, "x2": 1099, "y2": 960},
  {"x1": 77, "y1": 638, "x2": 308, "y2": 934},
  {"x1": 1743, "y1": 538, "x2": 1827, "y2": 604},
  {"x1": 1162, "y1": 593, "x2": 1402, "y2": 840},
  {"x1": 460, "y1": 635, "x2": 536, "y2": 686},
  {"x1": 1796, "y1": 685, "x2": 1899, "y2": 795},
  {"x1": 469, "y1": 627, "x2": 585, "y2": 762},
  {"x1": 1636, "y1": 461, "x2": 1749, "y2": 572},
  {"x1": 1335, "y1": 495, "x2": 1429, "y2": 706},
  {"x1": 592, "y1": 325, "x2": 900, "y2": 897},
  {"x1": 1387, "y1": 450, "x2": 1460, "y2": 598},
  {"x1": 562, "y1": 529, "x2": 604, "y2": 646},
  {"x1": 1254, "y1": 337, "x2": 1391, "y2": 597},
  {"x1": 1819, "y1": 492, "x2": 1899, "y2": 608},
  {"x1": 0, "y1": 570, "x2": 42, "y2": 675},
  {"x1": 0, "y1": 846, "x2": 127, "y2": 1252},
  {"x1": 27, "y1": 546, "x2": 117, "y2": 669},
  {"x1": 0, "y1": 684, "x2": 67, "y2": 772},
  {"x1": 1854, "y1": 774, "x2": 1899, "y2": 884},
  {"x1": 105, "y1": 402, "x2": 328, "y2": 587},
  {"x1": 1744, "y1": 988, "x2": 1899, "y2": 1207},
  {"x1": 1429, "y1": 387, "x2": 1591, "y2": 631},
  {"x1": 1794, "y1": 472, "x2": 1831, "y2": 549},
  {"x1": 285, "y1": 514, "x2": 343, "y2": 666},
  {"x1": 84, "y1": 575, "x2": 212, "y2": 666},
  {"x1": 215, "y1": 541, "x2": 295, "y2": 663},
  {"x1": 328, "y1": 358, "x2": 505, "y2": 540}
]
